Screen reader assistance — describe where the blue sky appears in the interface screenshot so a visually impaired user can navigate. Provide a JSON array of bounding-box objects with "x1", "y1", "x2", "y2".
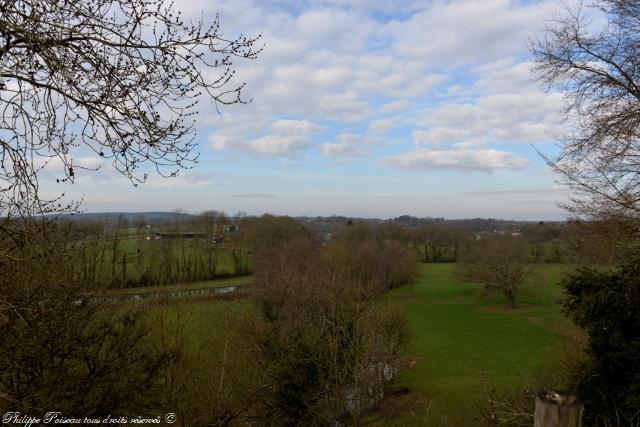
[{"x1": 43, "y1": 0, "x2": 577, "y2": 220}]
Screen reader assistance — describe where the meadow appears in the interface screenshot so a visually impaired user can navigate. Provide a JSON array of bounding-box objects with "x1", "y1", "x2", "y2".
[
  {"x1": 383, "y1": 263, "x2": 578, "y2": 423},
  {"x1": 77, "y1": 231, "x2": 250, "y2": 288},
  {"x1": 139, "y1": 262, "x2": 577, "y2": 424}
]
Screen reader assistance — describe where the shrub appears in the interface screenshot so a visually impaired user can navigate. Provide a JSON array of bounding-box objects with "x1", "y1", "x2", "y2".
[
  {"x1": 562, "y1": 261, "x2": 640, "y2": 424},
  {"x1": 0, "y1": 221, "x2": 173, "y2": 416}
]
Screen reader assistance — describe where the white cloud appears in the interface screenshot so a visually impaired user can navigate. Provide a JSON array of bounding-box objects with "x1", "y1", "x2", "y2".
[
  {"x1": 382, "y1": 148, "x2": 528, "y2": 173},
  {"x1": 271, "y1": 119, "x2": 323, "y2": 135},
  {"x1": 320, "y1": 142, "x2": 367, "y2": 158},
  {"x1": 34, "y1": 156, "x2": 103, "y2": 173},
  {"x1": 294, "y1": 9, "x2": 374, "y2": 52},
  {"x1": 172, "y1": 1, "x2": 565, "y2": 177},
  {"x1": 209, "y1": 133, "x2": 240, "y2": 151},
  {"x1": 419, "y1": 90, "x2": 564, "y2": 145},
  {"x1": 74, "y1": 157, "x2": 103, "y2": 170},
  {"x1": 368, "y1": 118, "x2": 399, "y2": 137},
  {"x1": 317, "y1": 0, "x2": 422, "y2": 14},
  {"x1": 387, "y1": 0, "x2": 557, "y2": 67},
  {"x1": 210, "y1": 118, "x2": 323, "y2": 157},
  {"x1": 413, "y1": 128, "x2": 468, "y2": 148},
  {"x1": 249, "y1": 134, "x2": 310, "y2": 155},
  {"x1": 143, "y1": 172, "x2": 215, "y2": 188},
  {"x1": 318, "y1": 131, "x2": 372, "y2": 159},
  {"x1": 380, "y1": 99, "x2": 410, "y2": 112},
  {"x1": 32, "y1": 156, "x2": 113, "y2": 186},
  {"x1": 474, "y1": 60, "x2": 536, "y2": 94},
  {"x1": 170, "y1": 1, "x2": 566, "y2": 151},
  {"x1": 182, "y1": 171, "x2": 216, "y2": 185},
  {"x1": 192, "y1": 3, "x2": 450, "y2": 156}
]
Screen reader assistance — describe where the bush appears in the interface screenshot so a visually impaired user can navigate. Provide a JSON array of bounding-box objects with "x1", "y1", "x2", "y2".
[
  {"x1": 325, "y1": 223, "x2": 418, "y2": 295},
  {"x1": 0, "y1": 221, "x2": 173, "y2": 417},
  {"x1": 562, "y1": 260, "x2": 640, "y2": 425},
  {"x1": 237, "y1": 218, "x2": 415, "y2": 425}
]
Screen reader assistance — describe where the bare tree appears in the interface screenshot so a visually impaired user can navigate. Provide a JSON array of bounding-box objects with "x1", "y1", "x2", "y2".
[
  {"x1": 0, "y1": 0, "x2": 261, "y2": 218},
  {"x1": 531, "y1": 0, "x2": 640, "y2": 221},
  {"x1": 242, "y1": 219, "x2": 413, "y2": 424},
  {"x1": 0, "y1": 222, "x2": 174, "y2": 416},
  {"x1": 455, "y1": 236, "x2": 532, "y2": 307}
]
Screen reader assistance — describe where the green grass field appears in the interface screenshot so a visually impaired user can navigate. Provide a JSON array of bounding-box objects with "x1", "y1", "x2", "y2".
[
  {"x1": 141, "y1": 263, "x2": 577, "y2": 424},
  {"x1": 80, "y1": 233, "x2": 249, "y2": 287},
  {"x1": 386, "y1": 263, "x2": 577, "y2": 422},
  {"x1": 111, "y1": 235, "x2": 241, "y2": 274}
]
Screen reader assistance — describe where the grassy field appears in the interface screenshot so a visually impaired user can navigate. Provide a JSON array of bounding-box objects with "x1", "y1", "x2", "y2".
[
  {"x1": 79, "y1": 233, "x2": 249, "y2": 287},
  {"x1": 111, "y1": 235, "x2": 241, "y2": 274},
  {"x1": 141, "y1": 263, "x2": 578, "y2": 424},
  {"x1": 386, "y1": 263, "x2": 577, "y2": 422}
]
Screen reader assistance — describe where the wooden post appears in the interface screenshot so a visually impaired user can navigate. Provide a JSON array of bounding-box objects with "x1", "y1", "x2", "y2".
[{"x1": 534, "y1": 391, "x2": 583, "y2": 427}]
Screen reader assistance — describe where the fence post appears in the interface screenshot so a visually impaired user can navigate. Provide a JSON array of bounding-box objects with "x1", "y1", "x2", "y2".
[{"x1": 534, "y1": 391, "x2": 583, "y2": 427}]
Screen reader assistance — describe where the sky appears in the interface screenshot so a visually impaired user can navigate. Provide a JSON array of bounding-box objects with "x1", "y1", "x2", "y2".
[{"x1": 44, "y1": 0, "x2": 579, "y2": 220}]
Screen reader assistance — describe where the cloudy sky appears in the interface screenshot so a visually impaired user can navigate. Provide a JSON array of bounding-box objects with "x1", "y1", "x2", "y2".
[{"x1": 49, "y1": 0, "x2": 578, "y2": 220}]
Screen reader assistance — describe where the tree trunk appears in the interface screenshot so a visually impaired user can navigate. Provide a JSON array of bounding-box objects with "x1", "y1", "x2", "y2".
[
  {"x1": 507, "y1": 291, "x2": 516, "y2": 308},
  {"x1": 481, "y1": 281, "x2": 491, "y2": 296}
]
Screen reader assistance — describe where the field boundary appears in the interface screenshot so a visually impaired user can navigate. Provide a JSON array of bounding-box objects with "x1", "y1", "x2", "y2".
[{"x1": 91, "y1": 275, "x2": 253, "y2": 302}]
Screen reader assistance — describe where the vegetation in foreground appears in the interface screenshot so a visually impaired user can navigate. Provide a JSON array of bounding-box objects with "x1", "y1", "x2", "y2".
[
  {"x1": 5, "y1": 215, "x2": 640, "y2": 425},
  {"x1": 0, "y1": 217, "x2": 418, "y2": 425},
  {"x1": 145, "y1": 263, "x2": 580, "y2": 426}
]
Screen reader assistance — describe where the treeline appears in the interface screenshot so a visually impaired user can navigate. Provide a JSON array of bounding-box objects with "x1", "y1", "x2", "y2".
[
  {"x1": 67, "y1": 215, "x2": 636, "y2": 290},
  {"x1": 373, "y1": 218, "x2": 632, "y2": 266},
  {"x1": 67, "y1": 211, "x2": 253, "y2": 288},
  {"x1": 374, "y1": 219, "x2": 636, "y2": 265},
  {"x1": 18, "y1": 211, "x2": 633, "y2": 293},
  {"x1": 0, "y1": 215, "x2": 418, "y2": 425}
]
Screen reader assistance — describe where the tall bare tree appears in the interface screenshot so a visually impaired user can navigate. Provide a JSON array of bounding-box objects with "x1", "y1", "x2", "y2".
[
  {"x1": 531, "y1": 0, "x2": 640, "y2": 222},
  {"x1": 0, "y1": 0, "x2": 261, "y2": 218}
]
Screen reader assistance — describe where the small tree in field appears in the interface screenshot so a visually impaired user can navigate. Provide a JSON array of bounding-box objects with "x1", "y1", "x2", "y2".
[{"x1": 455, "y1": 236, "x2": 531, "y2": 308}]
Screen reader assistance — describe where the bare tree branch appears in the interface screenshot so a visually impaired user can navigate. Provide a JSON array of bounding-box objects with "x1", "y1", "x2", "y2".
[
  {"x1": 0, "y1": 0, "x2": 261, "y2": 219},
  {"x1": 530, "y1": 0, "x2": 640, "y2": 222}
]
